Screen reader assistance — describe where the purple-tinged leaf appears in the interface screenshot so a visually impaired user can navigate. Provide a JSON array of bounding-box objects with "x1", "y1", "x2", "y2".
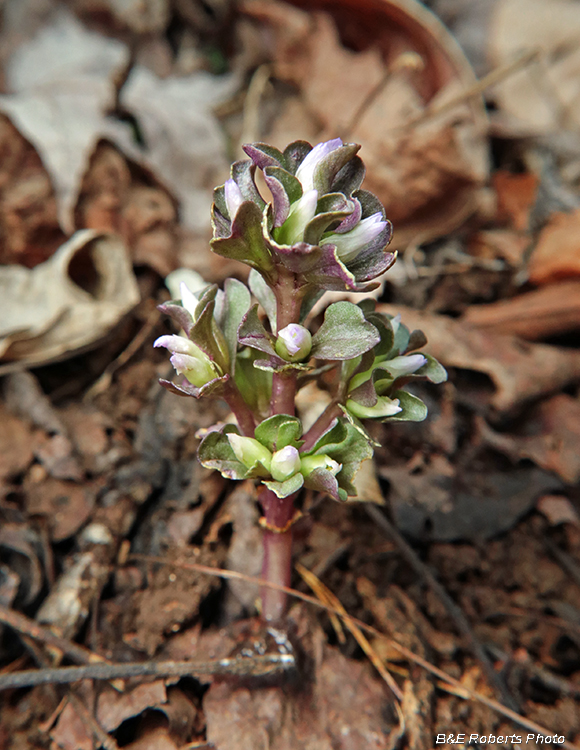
[{"x1": 311, "y1": 301, "x2": 380, "y2": 360}]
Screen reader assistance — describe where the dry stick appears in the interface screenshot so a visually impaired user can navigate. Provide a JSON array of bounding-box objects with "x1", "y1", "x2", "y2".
[
  {"x1": 240, "y1": 64, "x2": 272, "y2": 150},
  {"x1": 0, "y1": 653, "x2": 295, "y2": 691},
  {"x1": 127, "y1": 554, "x2": 578, "y2": 749},
  {"x1": 0, "y1": 604, "x2": 109, "y2": 667},
  {"x1": 364, "y1": 504, "x2": 520, "y2": 713}
]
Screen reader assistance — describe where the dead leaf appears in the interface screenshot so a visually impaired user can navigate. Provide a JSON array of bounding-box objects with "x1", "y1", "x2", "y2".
[
  {"x1": 0, "y1": 523, "x2": 44, "y2": 605},
  {"x1": 0, "y1": 403, "x2": 34, "y2": 481},
  {"x1": 463, "y1": 279, "x2": 580, "y2": 340},
  {"x1": 0, "y1": 10, "x2": 129, "y2": 232},
  {"x1": 49, "y1": 700, "x2": 92, "y2": 750},
  {"x1": 492, "y1": 170, "x2": 539, "y2": 231},
  {"x1": 122, "y1": 725, "x2": 180, "y2": 750},
  {"x1": 489, "y1": 0, "x2": 580, "y2": 134},
  {"x1": 477, "y1": 394, "x2": 580, "y2": 484},
  {"x1": 537, "y1": 495, "x2": 580, "y2": 527},
  {"x1": 528, "y1": 208, "x2": 580, "y2": 285},
  {"x1": 97, "y1": 681, "x2": 167, "y2": 732},
  {"x1": 0, "y1": 230, "x2": 140, "y2": 371},
  {"x1": 25, "y1": 477, "x2": 98, "y2": 541},
  {"x1": 377, "y1": 303, "x2": 580, "y2": 412}
]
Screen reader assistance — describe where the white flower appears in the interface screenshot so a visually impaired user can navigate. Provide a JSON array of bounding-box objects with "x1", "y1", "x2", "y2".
[
  {"x1": 295, "y1": 138, "x2": 343, "y2": 192},
  {"x1": 276, "y1": 189, "x2": 318, "y2": 245},
  {"x1": 179, "y1": 282, "x2": 198, "y2": 319},
  {"x1": 154, "y1": 334, "x2": 218, "y2": 388},
  {"x1": 270, "y1": 446, "x2": 301, "y2": 481},
  {"x1": 224, "y1": 178, "x2": 244, "y2": 221},
  {"x1": 322, "y1": 212, "x2": 387, "y2": 264}
]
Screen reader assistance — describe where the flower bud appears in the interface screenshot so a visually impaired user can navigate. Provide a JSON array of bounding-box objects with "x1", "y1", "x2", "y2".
[
  {"x1": 276, "y1": 189, "x2": 318, "y2": 245},
  {"x1": 224, "y1": 178, "x2": 244, "y2": 221},
  {"x1": 322, "y1": 212, "x2": 387, "y2": 263},
  {"x1": 300, "y1": 454, "x2": 341, "y2": 477},
  {"x1": 154, "y1": 334, "x2": 219, "y2": 388},
  {"x1": 346, "y1": 396, "x2": 402, "y2": 420},
  {"x1": 270, "y1": 446, "x2": 301, "y2": 482},
  {"x1": 275, "y1": 324, "x2": 312, "y2": 362},
  {"x1": 295, "y1": 138, "x2": 343, "y2": 192},
  {"x1": 383, "y1": 354, "x2": 427, "y2": 378},
  {"x1": 227, "y1": 434, "x2": 272, "y2": 476}
]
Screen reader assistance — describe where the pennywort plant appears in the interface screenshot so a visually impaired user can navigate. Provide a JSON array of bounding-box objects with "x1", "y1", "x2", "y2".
[{"x1": 155, "y1": 138, "x2": 447, "y2": 621}]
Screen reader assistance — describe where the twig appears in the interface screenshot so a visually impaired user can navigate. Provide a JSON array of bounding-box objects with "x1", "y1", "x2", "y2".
[
  {"x1": 126, "y1": 553, "x2": 579, "y2": 748},
  {"x1": 0, "y1": 604, "x2": 109, "y2": 667},
  {"x1": 0, "y1": 653, "x2": 295, "y2": 691},
  {"x1": 364, "y1": 504, "x2": 521, "y2": 713},
  {"x1": 240, "y1": 64, "x2": 272, "y2": 150},
  {"x1": 68, "y1": 692, "x2": 120, "y2": 750}
]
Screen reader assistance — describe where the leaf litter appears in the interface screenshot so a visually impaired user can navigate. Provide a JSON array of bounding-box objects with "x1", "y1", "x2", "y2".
[{"x1": 1, "y1": 0, "x2": 580, "y2": 748}]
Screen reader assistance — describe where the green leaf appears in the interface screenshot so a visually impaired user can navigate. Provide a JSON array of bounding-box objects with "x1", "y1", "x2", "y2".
[
  {"x1": 237, "y1": 305, "x2": 278, "y2": 358},
  {"x1": 254, "y1": 414, "x2": 303, "y2": 452},
  {"x1": 415, "y1": 354, "x2": 448, "y2": 384},
  {"x1": 311, "y1": 301, "x2": 380, "y2": 360},
  {"x1": 311, "y1": 418, "x2": 373, "y2": 496},
  {"x1": 302, "y1": 467, "x2": 341, "y2": 502},
  {"x1": 234, "y1": 350, "x2": 272, "y2": 418},
  {"x1": 210, "y1": 202, "x2": 274, "y2": 275},
  {"x1": 198, "y1": 426, "x2": 248, "y2": 480},
  {"x1": 189, "y1": 292, "x2": 229, "y2": 371},
  {"x1": 302, "y1": 193, "x2": 352, "y2": 246},
  {"x1": 221, "y1": 278, "x2": 251, "y2": 371},
  {"x1": 248, "y1": 269, "x2": 277, "y2": 330},
  {"x1": 383, "y1": 390, "x2": 428, "y2": 422},
  {"x1": 263, "y1": 472, "x2": 304, "y2": 499}
]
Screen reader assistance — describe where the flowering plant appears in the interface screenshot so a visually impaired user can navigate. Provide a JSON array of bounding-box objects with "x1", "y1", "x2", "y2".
[{"x1": 156, "y1": 138, "x2": 446, "y2": 620}]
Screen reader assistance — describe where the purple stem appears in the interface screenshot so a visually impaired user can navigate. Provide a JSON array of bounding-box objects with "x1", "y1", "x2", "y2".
[
  {"x1": 223, "y1": 381, "x2": 256, "y2": 436},
  {"x1": 260, "y1": 487, "x2": 297, "y2": 622},
  {"x1": 301, "y1": 401, "x2": 342, "y2": 452}
]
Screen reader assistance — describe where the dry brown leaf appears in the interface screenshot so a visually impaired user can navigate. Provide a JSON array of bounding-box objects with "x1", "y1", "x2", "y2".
[
  {"x1": 49, "y1": 700, "x2": 92, "y2": 750},
  {"x1": 96, "y1": 681, "x2": 167, "y2": 732},
  {"x1": 477, "y1": 394, "x2": 580, "y2": 485},
  {"x1": 25, "y1": 477, "x2": 98, "y2": 541},
  {"x1": 0, "y1": 404, "x2": 34, "y2": 481},
  {"x1": 492, "y1": 170, "x2": 539, "y2": 231},
  {"x1": 537, "y1": 495, "x2": 580, "y2": 527},
  {"x1": 528, "y1": 208, "x2": 580, "y2": 285},
  {"x1": 377, "y1": 303, "x2": 580, "y2": 412},
  {"x1": 489, "y1": 0, "x2": 580, "y2": 133},
  {"x1": 463, "y1": 279, "x2": 580, "y2": 340}
]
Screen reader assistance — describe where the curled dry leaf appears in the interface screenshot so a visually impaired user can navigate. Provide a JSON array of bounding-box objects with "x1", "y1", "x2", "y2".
[
  {"x1": 97, "y1": 681, "x2": 167, "y2": 732},
  {"x1": 244, "y1": 0, "x2": 489, "y2": 248},
  {"x1": 377, "y1": 303, "x2": 580, "y2": 412},
  {"x1": 0, "y1": 230, "x2": 140, "y2": 371}
]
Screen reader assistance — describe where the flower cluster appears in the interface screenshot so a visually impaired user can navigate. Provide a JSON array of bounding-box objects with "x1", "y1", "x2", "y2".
[{"x1": 155, "y1": 138, "x2": 446, "y2": 506}]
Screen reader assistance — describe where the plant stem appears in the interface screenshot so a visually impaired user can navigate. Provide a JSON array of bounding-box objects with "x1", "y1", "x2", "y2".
[
  {"x1": 224, "y1": 381, "x2": 256, "y2": 436},
  {"x1": 259, "y1": 487, "x2": 296, "y2": 621}
]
